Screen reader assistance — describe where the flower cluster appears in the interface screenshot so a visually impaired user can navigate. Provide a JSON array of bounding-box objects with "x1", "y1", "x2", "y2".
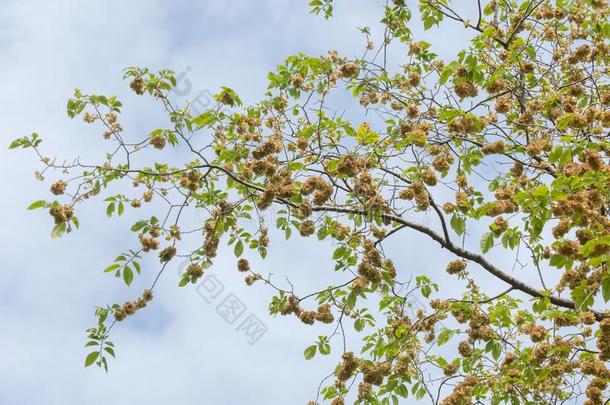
[
  {"x1": 399, "y1": 181, "x2": 429, "y2": 211},
  {"x1": 440, "y1": 376, "x2": 479, "y2": 405},
  {"x1": 301, "y1": 176, "x2": 332, "y2": 206},
  {"x1": 179, "y1": 170, "x2": 202, "y2": 192},
  {"x1": 113, "y1": 289, "x2": 153, "y2": 321},
  {"x1": 597, "y1": 318, "x2": 610, "y2": 361},
  {"x1": 280, "y1": 294, "x2": 335, "y2": 325},
  {"x1": 158, "y1": 246, "x2": 176, "y2": 263},
  {"x1": 237, "y1": 258, "x2": 250, "y2": 272},
  {"x1": 446, "y1": 260, "x2": 467, "y2": 275},
  {"x1": 356, "y1": 239, "x2": 386, "y2": 284},
  {"x1": 49, "y1": 204, "x2": 73, "y2": 224},
  {"x1": 203, "y1": 221, "x2": 220, "y2": 258},
  {"x1": 481, "y1": 140, "x2": 507, "y2": 155},
  {"x1": 150, "y1": 134, "x2": 166, "y2": 150},
  {"x1": 50, "y1": 180, "x2": 67, "y2": 195},
  {"x1": 129, "y1": 77, "x2": 146, "y2": 95}
]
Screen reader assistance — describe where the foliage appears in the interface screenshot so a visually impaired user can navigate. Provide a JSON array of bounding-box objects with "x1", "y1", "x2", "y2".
[{"x1": 11, "y1": 0, "x2": 610, "y2": 403}]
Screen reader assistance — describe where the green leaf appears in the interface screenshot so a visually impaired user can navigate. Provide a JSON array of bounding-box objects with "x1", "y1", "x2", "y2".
[
  {"x1": 437, "y1": 328, "x2": 454, "y2": 346},
  {"x1": 123, "y1": 266, "x2": 134, "y2": 286},
  {"x1": 9, "y1": 138, "x2": 23, "y2": 149},
  {"x1": 480, "y1": 232, "x2": 494, "y2": 254},
  {"x1": 549, "y1": 254, "x2": 567, "y2": 268},
  {"x1": 346, "y1": 293, "x2": 357, "y2": 309},
  {"x1": 84, "y1": 351, "x2": 100, "y2": 367},
  {"x1": 133, "y1": 261, "x2": 141, "y2": 274},
  {"x1": 104, "y1": 347, "x2": 115, "y2": 358},
  {"x1": 571, "y1": 285, "x2": 594, "y2": 310},
  {"x1": 103, "y1": 263, "x2": 121, "y2": 273},
  {"x1": 439, "y1": 64, "x2": 455, "y2": 84},
  {"x1": 332, "y1": 246, "x2": 346, "y2": 260},
  {"x1": 192, "y1": 112, "x2": 216, "y2": 127},
  {"x1": 304, "y1": 345, "x2": 317, "y2": 360},
  {"x1": 355, "y1": 123, "x2": 378, "y2": 145},
  {"x1": 450, "y1": 215, "x2": 465, "y2": 236},
  {"x1": 396, "y1": 384, "x2": 408, "y2": 398},
  {"x1": 492, "y1": 342, "x2": 502, "y2": 360},
  {"x1": 51, "y1": 222, "x2": 66, "y2": 239},
  {"x1": 319, "y1": 342, "x2": 331, "y2": 355},
  {"x1": 131, "y1": 220, "x2": 147, "y2": 232},
  {"x1": 602, "y1": 277, "x2": 610, "y2": 302},
  {"x1": 27, "y1": 200, "x2": 46, "y2": 210},
  {"x1": 220, "y1": 150, "x2": 239, "y2": 162},
  {"x1": 106, "y1": 203, "x2": 115, "y2": 217},
  {"x1": 556, "y1": 114, "x2": 573, "y2": 130},
  {"x1": 234, "y1": 240, "x2": 244, "y2": 257}
]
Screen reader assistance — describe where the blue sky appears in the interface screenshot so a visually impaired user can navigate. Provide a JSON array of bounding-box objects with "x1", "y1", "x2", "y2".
[{"x1": 0, "y1": 1, "x2": 513, "y2": 404}]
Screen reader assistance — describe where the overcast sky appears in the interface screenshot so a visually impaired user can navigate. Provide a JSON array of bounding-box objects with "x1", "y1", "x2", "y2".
[{"x1": 0, "y1": 2, "x2": 508, "y2": 404}]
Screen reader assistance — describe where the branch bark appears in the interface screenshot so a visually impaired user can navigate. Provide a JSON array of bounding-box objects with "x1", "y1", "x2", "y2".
[{"x1": 310, "y1": 205, "x2": 607, "y2": 321}]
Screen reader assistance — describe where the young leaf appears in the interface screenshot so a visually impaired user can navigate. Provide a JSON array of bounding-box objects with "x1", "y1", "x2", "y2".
[
  {"x1": 27, "y1": 200, "x2": 46, "y2": 210},
  {"x1": 480, "y1": 232, "x2": 494, "y2": 254},
  {"x1": 304, "y1": 345, "x2": 317, "y2": 360},
  {"x1": 84, "y1": 351, "x2": 100, "y2": 367},
  {"x1": 123, "y1": 266, "x2": 134, "y2": 286},
  {"x1": 234, "y1": 240, "x2": 244, "y2": 257},
  {"x1": 103, "y1": 263, "x2": 121, "y2": 273}
]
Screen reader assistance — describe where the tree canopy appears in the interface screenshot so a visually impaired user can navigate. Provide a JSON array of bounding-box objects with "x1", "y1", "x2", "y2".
[{"x1": 10, "y1": 0, "x2": 610, "y2": 403}]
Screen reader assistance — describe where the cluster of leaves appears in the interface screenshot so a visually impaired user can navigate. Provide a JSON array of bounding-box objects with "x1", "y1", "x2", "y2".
[
  {"x1": 103, "y1": 250, "x2": 142, "y2": 286},
  {"x1": 84, "y1": 307, "x2": 115, "y2": 371}
]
